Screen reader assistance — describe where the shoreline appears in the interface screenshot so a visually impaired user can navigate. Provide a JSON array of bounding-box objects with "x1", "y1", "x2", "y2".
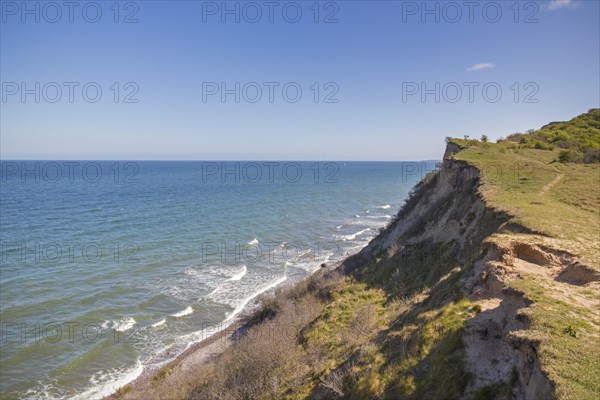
[
  {"x1": 102, "y1": 295, "x2": 260, "y2": 399},
  {"x1": 3, "y1": 213, "x2": 391, "y2": 399},
  {"x1": 66, "y1": 216, "x2": 391, "y2": 399},
  {"x1": 3, "y1": 197, "x2": 401, "y2": 399},
  {"x1": 103, "y1": 260, "x2": 344, "y2": 400},
  {"x1": 104, "y1": 319, "x2": 235, "y2": 399}
]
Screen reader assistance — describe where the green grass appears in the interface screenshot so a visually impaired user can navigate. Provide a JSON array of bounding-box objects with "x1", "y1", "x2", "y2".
[
  {"x1": 302, "y1": 281, "x2": 387, "y2": 360},
  {"x1": 447, "y1": 134, "x2": 600, "y2": 399},
  {"x1": 340, "y1": 246, "x2": 476, "y2": 399},
  {"x1": 296, "y1": 257, "x2": 477, "y2": 400},
  {"x1": 381, "y1": 297, "x2": 474, "y2": 399},
  {"x1": 511, "y1": 276, "x2": 600, "y2": 400},
  {"x1": 450, "y1": 140, "x2": 600, "y2": 266}
]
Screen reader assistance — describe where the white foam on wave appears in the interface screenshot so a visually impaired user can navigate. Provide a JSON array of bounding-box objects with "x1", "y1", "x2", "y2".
[
  {"x1": 22, "y1": 380, "x2": 66, "y2": 400},
  {"x1": 171, "y1": 306, "x2": 193, "y2": 318},
  {"x1": 298, "y1": 248, "x2": 313, "y2": 259},
  {"x1": 246, "y1": 238, "x2": 259, "y2": 246},
  {"x1": 71, "y1": 360, "x2": 144, "y2": 400},
  {"x1": 184, "y1": 267, "x2": 203, "y2": 278},
  {"x1": 182, "y1": 274, "x2": 288, "y2": 351},
  {"x1": 64, "y1": 267, "x2": 317, "y2": 400},
  {"x1": 101, "y1": 317, "x2": 136, "y2": 332},
  {"x1": 339, "y1": 228, "x2": 371, "y2": 241},
  {"x1": 205, "y1": 287, "x2": 219, "y2": 296},
  {"x1": 225, "y1": 275, "x2": 287, "y2": 323},
  {"x1": 151, "y1": 319, "x2": 166, "y2": 328},
  {"x1": 115, "y1": 317, "x2": 136, "y2": 332},
  {"x1": 227, "y1": 265, "x2": 247, "y2": 281},
  {"x1": 365, "y1": 214, "x2": 392, "y2": 219},
  {"x1": 378, "y1": 204, "x2": 391, "y2": 209},
  {"x1": 179, "y1": 266, "x2": 239, "y2": 299},
  {"x1": 347, "y1": 243, "x2": 367, "y2": 252}
]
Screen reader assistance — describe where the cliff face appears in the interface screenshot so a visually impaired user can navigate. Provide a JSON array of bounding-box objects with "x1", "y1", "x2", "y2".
[
  {"x1": 345, "y1": 153, "x2": 506, "y2": 278},
  {"x1": 341, "y1": 150, "x2": 560, "y2": 399},
  {"x1": 361, "y1": 160, "x2": 497, "y2": 255}
]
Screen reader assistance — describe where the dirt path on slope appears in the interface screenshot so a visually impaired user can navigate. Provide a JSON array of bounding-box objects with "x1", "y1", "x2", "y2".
[{"x1": 540, "y1": 174, "x2": 563, "y2": 195}]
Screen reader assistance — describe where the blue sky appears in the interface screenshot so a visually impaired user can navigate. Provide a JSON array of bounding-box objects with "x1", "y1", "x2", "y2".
[{"x1": 1, "y1": 0, "x2": 599, "y2": 160}]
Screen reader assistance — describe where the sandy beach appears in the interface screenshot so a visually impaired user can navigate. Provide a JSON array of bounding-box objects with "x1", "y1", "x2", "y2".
[{"x1": 105, "y1": 317, "x2": 238, "y2": 399}]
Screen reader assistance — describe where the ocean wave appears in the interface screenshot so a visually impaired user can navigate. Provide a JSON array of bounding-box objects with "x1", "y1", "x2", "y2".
[
  {"x1": 245, "y1": 238, "x2": 259, "y2": 247},
  {"x1": 227, "y1": 265, "x2": 247, "y2": 281},
  {"x1": 101, "y1": 317, "x2": 136, "y2": 332},
  {"x1": 22, "y1": 380, "x2": 65, "y2": 400},
  {"x1": 177, "y1": 266, "x2": 238, "y2": 299},
  {"x1": 347, "y1": 243, "x2": 367, "y2": 252},
  {"x1": 184, "y1": 267, "x2": 204, "y2": 278},
  {"x1": 182, "y1": 274, "x2": 288, "y2": 350},
  {"x1": 297, "y1": 248, "x2": 313, "y2": 259},
  {"x1": 339, "y1": 228, "x2": 371, "y2": 241},
  {"x1": 151, "y1": 319, "x2": 166, "y2": 328},
  {"x1": 224, "y1": 275, "x2": 287, "y2": 323},
  {"x1": 171, "y1": 306, "x2": 193, "y2": 318},
  {"x1": 72, "y1": 360, "x2": 144, "y2": 400},
  {"x1": 378, "y1": 204, "x2": 392, "y2": 209}
]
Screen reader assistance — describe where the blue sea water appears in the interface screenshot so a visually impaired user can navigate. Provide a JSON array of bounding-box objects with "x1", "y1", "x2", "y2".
[{"x1": 0, "y1": 160, "x2": 438, "y2": 399}]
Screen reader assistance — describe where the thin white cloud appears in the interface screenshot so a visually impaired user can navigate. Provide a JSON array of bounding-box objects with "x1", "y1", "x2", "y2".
[
  {"x1": 466, "y1": 63, "x2": 496, "y2": 72},
  {"x1": 547, "y1": 0, "x2": 576, "y2": 10}
]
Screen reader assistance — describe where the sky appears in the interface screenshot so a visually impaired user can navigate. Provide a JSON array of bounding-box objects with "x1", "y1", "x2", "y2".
[{"x1": 1, "y1": 0, "x2": 599, "y2": 160}]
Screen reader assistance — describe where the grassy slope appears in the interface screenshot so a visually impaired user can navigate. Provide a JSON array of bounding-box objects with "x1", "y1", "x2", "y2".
[
  {"x1": 451, "y1": 139, "x2": 599, "y2": 266},
  {"x1": 451, "y1": 139, "x2": 600, "y2": 399}
]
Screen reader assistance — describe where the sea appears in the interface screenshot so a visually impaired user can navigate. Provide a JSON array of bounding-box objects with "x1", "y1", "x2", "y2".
[{"x1": 0, "y1": 160, "x2": 438, "y2": 399}]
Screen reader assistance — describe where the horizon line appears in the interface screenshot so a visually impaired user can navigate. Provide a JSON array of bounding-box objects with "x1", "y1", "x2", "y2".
[{"x1": 0, "y1": 158, "x2": 443, "y2": 162}]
